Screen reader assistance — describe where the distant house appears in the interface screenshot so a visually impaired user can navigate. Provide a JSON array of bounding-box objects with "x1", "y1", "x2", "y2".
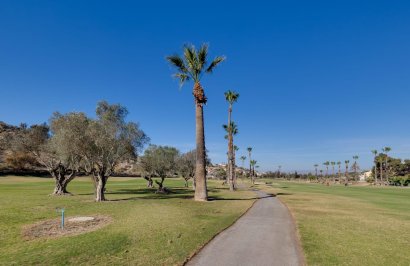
[{"x1": 359, "y1": 171, "x2": 372, "y2": 181}]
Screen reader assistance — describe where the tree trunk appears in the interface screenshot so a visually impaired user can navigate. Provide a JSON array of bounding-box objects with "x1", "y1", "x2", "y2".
[
  {"x1": 380, "y1": 162, "x2": 383, "y2": 184},
  {"x1": 50, "y1": 167, "x2": 75, "y2": 196},
  {"x1": 95, "y1": 176, "x2": 107, "y2": 202},
  {"x1": 144, "y1": 176, "x2": 153, "y2": 188},
  {"x1": 155, "y1": 177, "x2": 166, "y2": 193},
  {"x1": 194, "y1": 100, "x2": 208, "y2": 201}
]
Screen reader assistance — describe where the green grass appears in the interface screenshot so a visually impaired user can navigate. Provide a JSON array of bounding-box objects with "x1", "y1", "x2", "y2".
[
  {"x1": 258, "y1": 180, "x2": 410, "y2": 266},
  {"x1": 0, "y1": 176, "x2": 255, "y2": 265}
]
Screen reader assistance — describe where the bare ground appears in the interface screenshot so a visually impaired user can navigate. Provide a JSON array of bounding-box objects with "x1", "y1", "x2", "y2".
[{"x1": 22, "y1": 215, "x2": 112, "y2": 240}]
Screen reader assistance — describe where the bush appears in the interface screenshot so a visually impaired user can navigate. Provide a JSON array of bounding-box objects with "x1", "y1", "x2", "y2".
[{"x1": 388, "y1": 176, "x2": 410, "y2": 186}]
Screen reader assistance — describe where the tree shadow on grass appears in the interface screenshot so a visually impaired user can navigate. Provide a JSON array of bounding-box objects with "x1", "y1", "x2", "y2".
[
  {"x1": 208, "y1": 193, "x2": 275, "y2": 201},
  {"x1": 276, "y1": 192, "x2": 293, "y2": 196}
]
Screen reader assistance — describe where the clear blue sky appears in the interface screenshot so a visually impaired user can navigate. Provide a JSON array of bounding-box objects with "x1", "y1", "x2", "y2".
[{"x1": 1, "y1": 1, "x2": 410, "y2": 172}]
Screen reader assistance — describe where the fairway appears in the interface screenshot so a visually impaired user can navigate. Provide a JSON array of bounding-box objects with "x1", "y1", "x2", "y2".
[
  {"x1": 0, "y1": 176, "x2": 255, "y2": 265},
  {"x1": 258, "y1": 181, "x2": 410, "y2": 266}
]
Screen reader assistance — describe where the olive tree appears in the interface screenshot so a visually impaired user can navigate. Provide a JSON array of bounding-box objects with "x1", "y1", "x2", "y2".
[
  {"x1": 82, "y1": 101, "x2": 149, "y2": 201},
  {"x1": 12, "y1": 114, "x2": 87, "y2": 195},
  {"x1": 140, "y1": 145, "x2": 179, "y2": 193},
  {"x1": 177, "y1": 150, "x2": 196, "y2": 187}
]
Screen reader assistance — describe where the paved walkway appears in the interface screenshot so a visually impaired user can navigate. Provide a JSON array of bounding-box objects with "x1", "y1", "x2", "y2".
[{"x1": 186, "y1": 191, "x2": 304, "y2": 266}]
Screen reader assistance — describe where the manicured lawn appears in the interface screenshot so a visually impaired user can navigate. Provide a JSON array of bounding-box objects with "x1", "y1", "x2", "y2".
[
  {"x1": 0, "y1": 176, "x2": 255, "y2": 265},
  {"x1": 258, "y1": 180, "x2": 410, "y2": 266}
]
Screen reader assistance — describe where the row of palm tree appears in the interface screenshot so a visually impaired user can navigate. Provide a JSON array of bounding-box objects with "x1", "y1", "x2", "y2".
[
  {"x1": 371, "y1": 147, "x2": 391, "y2": 185},
  {"x1": 314, "y1": 155, "x2": 360, "y2": 185}
]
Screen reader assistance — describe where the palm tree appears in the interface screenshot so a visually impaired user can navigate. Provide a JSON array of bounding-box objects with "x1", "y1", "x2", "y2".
[
  {"x1": 344, "y1": 160, "x2": 349, "y2": 185},
  {"x1": 250, "y1": 159, "x2": 257, "y2": 184},
  {"x1": 319, "y1": 169, "x2": 323, "y2": 178},
  {"x1": 379, "y1": 154, "x2": 384, "y2": 184},
  {"x1": 233, "y1": 145, "x2": 239, "y2": 187},
  {"x1": 371, "y1": 150, "x2": 378, "y2": 184},
  {"x1": 331, "y1": 162, "x2": 336, "y2": 183},
  {"x1": 337, "y1": 161, "x2": 341, "y2": 182},
  {"x1": 247, "y1": 147, "x2": 252, "y2": 178},
  {"x1": 223, "y1": 122, "x2": 238, "y2": 191},
  {"x1": 314, "y1": 164, "x2": 319, "y2": 179},
  {"x1": 278, "y1": 165, "x2": 282, "y2": 178},
  {"x1": 352, "y1": 155, "x2": 359, "y2": 181},
  {"x1": 240, "y1": 156, "x2": 246, "y2": 169},
  {"x1": 323, "y1": 161, "x2": 330, "y2": 183},
  {"x1": 167, "y1": 44, "x2": 225, "y2": 201},
  {"x1": 224, "y1": 90, "x2": 240, "y2": 189},
  {"x1": 382, "y1": 147, "x2": 391, "y2": 184}
]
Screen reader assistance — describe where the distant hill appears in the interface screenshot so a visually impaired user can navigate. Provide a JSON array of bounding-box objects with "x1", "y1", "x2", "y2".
[{"x1": 0, "y1": 121, "x2": 21, "y2": 165}]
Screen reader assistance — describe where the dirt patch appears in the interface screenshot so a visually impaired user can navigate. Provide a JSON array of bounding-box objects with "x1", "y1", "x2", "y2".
[{"x1": 22, "y1": 215, "x2": 112, "y2": 240}]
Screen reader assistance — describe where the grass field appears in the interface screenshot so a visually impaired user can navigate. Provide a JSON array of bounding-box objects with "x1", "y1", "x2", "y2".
[
  {"x1": 258, "y1": 180, "x2": 410, "y2": 266},
  {"x1": 0, "y1": 176, "x2": 255, "y2": 265}
]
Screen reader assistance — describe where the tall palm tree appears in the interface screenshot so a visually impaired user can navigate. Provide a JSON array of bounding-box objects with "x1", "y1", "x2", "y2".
[
  {"x1": 250, "y1": 159, "x2": 257, "y2": 184},
  {"x1": 344, "y1": 160, "x2": 350, "y2": 185},
  {"x1": 323, "y1": 161, "x2": 330, "y2": 183},
  {"x1": 223, "y1": 122, "x2": 238, "y2": 191},
  {"x1": 382, "y1": 147, "x2": 391, "y2": 184},
  {"x1": 278, "y1": 165, "x2": 282, "y2": 178},
  {"x1": 379, "y1": 154, "x2": 384, "y2": 184},
  {"x1": 352, "y1": 155, "x2": 359, "y2": 181},
  {"x1": 337, "y1": 161, "x2": 341, "y2": 182},
  {"x1": 240, "y1": 156, "x2": 246, "y2": 169},
  {"x1": 331, "y1": 162, "x2": 336, "y2": 183},
  {"x1": 371, "y1": 150, "x2": 378, "y2": 184},
  {"x1": 314, "y1": 164, "x2": 319, "y2": 179},
  {"x1": 167, "y1": 44, "x2": 225, "y2": 201},
  {"x1": 247, "y1": 147, "x2": 252, "y2": 178},
  {"x1": 224, "y1": 90, "x2": 240, "y2": 189},
  {"x1": 233, "y1": 145, "x2": 239, "y2": 187}
]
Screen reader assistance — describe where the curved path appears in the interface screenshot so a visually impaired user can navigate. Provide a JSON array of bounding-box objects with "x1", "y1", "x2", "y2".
[{"x1": 186, "y1": 191, "x2": 304, "y2": 266}]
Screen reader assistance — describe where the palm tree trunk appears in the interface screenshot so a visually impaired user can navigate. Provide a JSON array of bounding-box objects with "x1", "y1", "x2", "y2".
[
  {"x1": 380, "y1": 161, "x2": 383, "y2": 184},
  {"x1": 227, "y1": 105, "x2": 234, "y2": 191},
  {"x1": 194, "y1": 102, "x2": 208, "y2": 201},
  {"x1": 374, "y1": 161, "x2": 378, "y2": 185}
]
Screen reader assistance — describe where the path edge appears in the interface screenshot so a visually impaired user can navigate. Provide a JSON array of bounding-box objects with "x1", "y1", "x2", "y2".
[
  {"x1": 276, "y1": 196, "x2": 307, "y2": 266},
  {"x1": 182, "y1": 194, "x2": 259, "y2": 266}
]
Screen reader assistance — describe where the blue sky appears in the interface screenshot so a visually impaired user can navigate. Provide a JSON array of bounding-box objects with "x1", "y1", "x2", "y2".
[{"x1": 1, "y1": 1, "x2": 410, "y2": 172}]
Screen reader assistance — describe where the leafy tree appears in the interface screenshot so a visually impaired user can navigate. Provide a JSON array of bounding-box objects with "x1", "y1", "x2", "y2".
[
  {"x1": 176, "y1": 150, "x2": 196, "y2": 187},
  {"x1": 167, "y1": 44, "x2": 225, "y2": 201},
  {"x1": 12, "y1": 115, "x2": 86, "y2": 195},
  {"x1": 140, "y1": 145, "x2": 179, "y2": 193},
  {"x1": 82, "y1": 101, "x2": 149, "y2": 201}
]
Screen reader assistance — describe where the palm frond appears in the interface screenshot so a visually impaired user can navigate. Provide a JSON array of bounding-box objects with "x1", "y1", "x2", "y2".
[
  {"x1": 198, "y1": 43, "x2": 208, "y2": 70},
  {"x1": 206, "y1": 56, "x2": 225, "y2": 73},
  {"x1": 173, "y1": 73, "x2": 190, "y2": 87},
  {"x1": 166, "y1": 55, "x2": 188, "y2": 73}
]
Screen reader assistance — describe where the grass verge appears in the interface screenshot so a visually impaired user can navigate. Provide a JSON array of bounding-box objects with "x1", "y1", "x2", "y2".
[
  {"x1": 257, "y1": 180, "x2": 410, "y2": 266},
  {"x1": 0, "y1": 176, "x2": 255, "y2": 265}
]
